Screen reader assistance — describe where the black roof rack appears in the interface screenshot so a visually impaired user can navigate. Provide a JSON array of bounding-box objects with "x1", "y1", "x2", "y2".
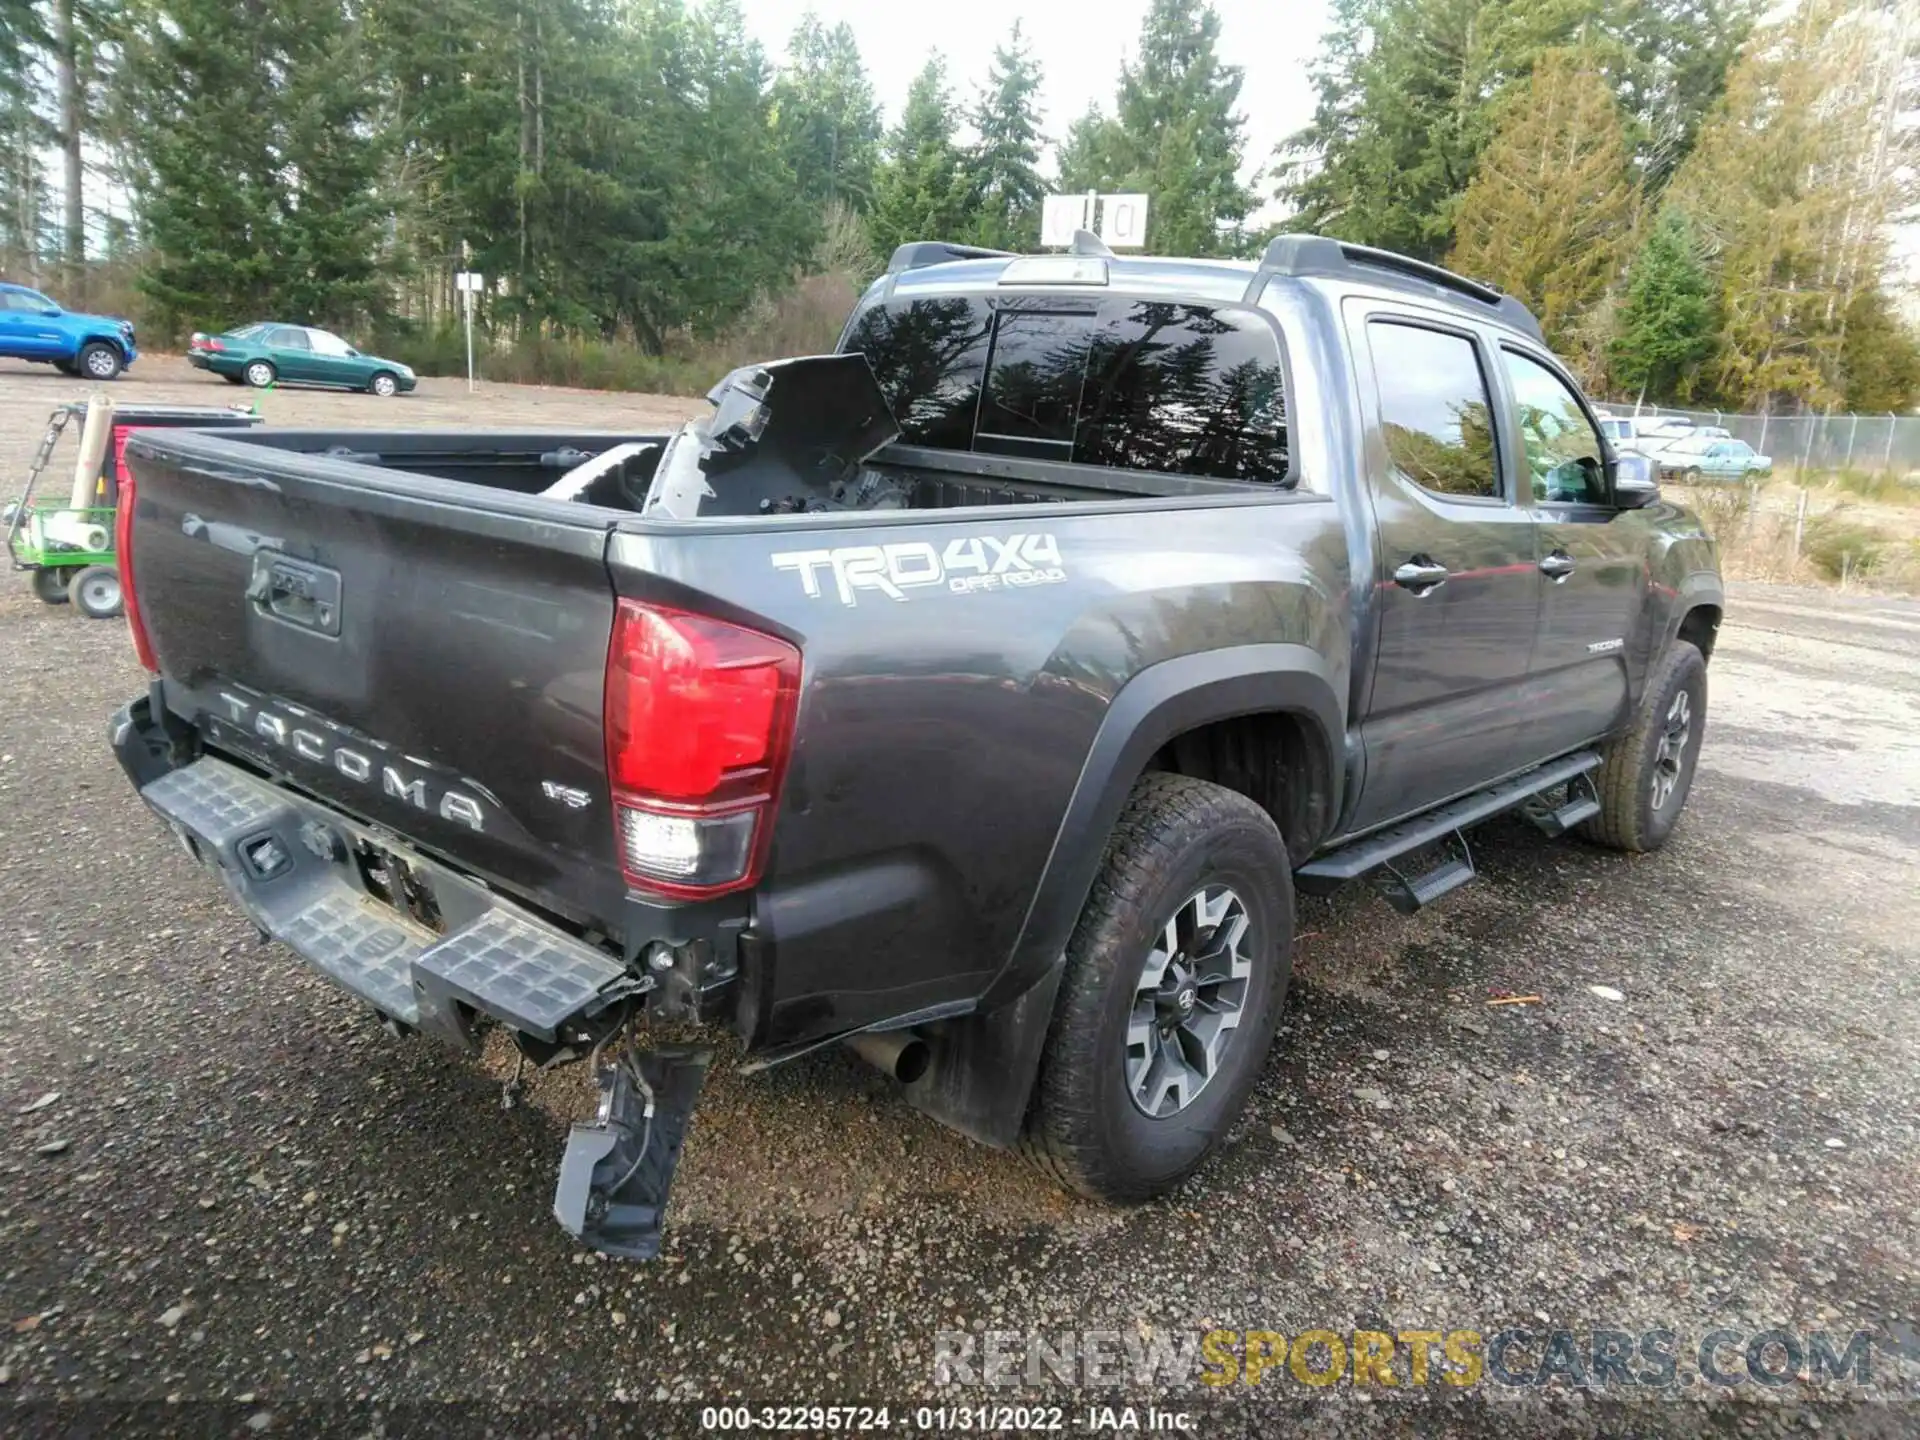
[
  {"x1": 885, "y1": 240, "x2": 1020, "y2": 275},
  {"x1": 1249, "y1": 232, "x2": 1543, "y2": 342}
]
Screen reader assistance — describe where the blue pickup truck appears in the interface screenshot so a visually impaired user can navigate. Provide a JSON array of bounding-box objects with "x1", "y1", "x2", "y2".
[{"x1": 0, "y1": 282, "x2": 137, "y2": 380}]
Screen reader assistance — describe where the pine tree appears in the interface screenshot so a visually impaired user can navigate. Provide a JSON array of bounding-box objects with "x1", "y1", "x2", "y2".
[
  {"x1": 1840, "y1": 288, "x2": 1920, "y2": 415},
  {"x1": 1667, "y1": 0, "x2": 1910, "y2": 408},
  {"x1": 1607, "y1": 206, "x2": 1716, "y2": 403},
  {"x1": 1615, "y1": 0, "x2": 1758, "y2": 190},
  {"x1": 656, "y1": 0, "x2": 818, "y2": 336},
  {"x1": 1099, "y1": 0, "x2": 1251, "y2": 255},
  {"x1": 1448, "y1": 49, "x2": 1635, "y2": 364},
  {"x1": 117, "y1": 0, "x2": 294, "y2": 330},
  {"x1": 964, "y1": 23, "x2": 1044, "y2": 252},
  {"x1": 1279, "y1": 0, "x2": 1755, "y2": 261},
  {"x1": 0, "y1": 0, "x2": 46, "y2": 280},
  {"x1": 867, "y1": 54, "x2": 971, "y2": 258},
  {"x1": 1053, "y1": 103, "x2": 1116, "y2": 196},
  {"x1": 772, "y1": 13, "x2": 882, "y2": 214}
]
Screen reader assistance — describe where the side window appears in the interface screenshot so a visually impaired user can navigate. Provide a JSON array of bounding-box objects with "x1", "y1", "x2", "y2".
[
  {"x1": 1369, "y1": 321, "x2": 1500, "y2": 500},
  {"x1": 307, "y1": 329, "x2": 353, "y2": 356},
  {"x1": 0, "y1": 291, "x2": 32, "y2": 312},
  {"x1": 270, "y1": 326, "x2": 311, "y2": 350},
  {"x1": 1076, "y1": 301, "x2": 1290, "y2": 482},
  {"x1": 841, "y1": 296, "x2": 993, "y2": 450},
  {"x1": 976, "y1": 309, "x2": 1094, "y2": 460},
  {"x1": 1501, "y1": 350, "x2": 1605, "y2": 504}
]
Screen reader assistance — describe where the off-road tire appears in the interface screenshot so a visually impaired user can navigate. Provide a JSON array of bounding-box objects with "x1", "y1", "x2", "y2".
[
  {"x1": 1581, "y1": 639, "x2": 1707, "y2": 853},
  {"x1": 1020, "y1": 773, "x2": 1294, "y2": 1203},
  {"x1": 78, "y1": 341, "x2": 122, "y2": 381}
]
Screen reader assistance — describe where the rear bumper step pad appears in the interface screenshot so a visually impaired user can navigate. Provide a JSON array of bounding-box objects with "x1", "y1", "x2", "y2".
[{"x1": 140, "y1": 758, "x2": 642, "y2": 1044}]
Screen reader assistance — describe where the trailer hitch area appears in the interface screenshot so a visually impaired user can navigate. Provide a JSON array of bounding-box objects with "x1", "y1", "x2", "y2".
[{"x1": 553, "y1": 1043, "x2": 711, "y2": 1260}]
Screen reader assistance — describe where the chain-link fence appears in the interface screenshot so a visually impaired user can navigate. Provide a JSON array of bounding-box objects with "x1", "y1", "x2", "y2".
[{"x1": 1606, "y1": 402, "x2": 1920, "y2": 476}]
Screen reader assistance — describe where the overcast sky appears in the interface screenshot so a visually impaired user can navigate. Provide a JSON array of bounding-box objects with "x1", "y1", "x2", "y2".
[{"x1": 739, "y1": 0, "x2": 1337, "y2": 197}]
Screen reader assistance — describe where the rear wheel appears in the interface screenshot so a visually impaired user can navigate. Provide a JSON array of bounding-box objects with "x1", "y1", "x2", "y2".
[
  {"x1": 67, "y1": 564, "x2": 123, "y2": 619},
  {"x1": 29, "y1": 567, "x2": 69, "y2": 604},
  {"x1": 368, "y1": 371, "x2": 399, "y2": 397},
  {"x1": 1581, "y1": 640, "x2": 1707, "y2": 853},
  {"x1": 1021, "y1": 774, "x2": 1294, "y2": 1203},
  {"x1": 78, "y1": 341, "x2": 122, "y2": 381},
  {"x1": 1684, "y1": 466, "x2": 1703, "y2": 484},
  {"x1": 244, "y1": 360, "x2": 276, "y2": 388}
]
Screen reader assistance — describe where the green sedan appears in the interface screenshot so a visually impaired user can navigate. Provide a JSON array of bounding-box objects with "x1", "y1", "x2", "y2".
[{"x1": 186, "y1": 322, "x2": 417, "y2": 396}]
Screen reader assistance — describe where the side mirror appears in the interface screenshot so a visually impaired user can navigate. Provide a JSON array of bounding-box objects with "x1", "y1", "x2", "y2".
[
  {"x1": 1612, "y1": 452, "x2": 1660, "y2": 509},
  {"x1": 39, "y1": 305, "x2": 60, "y2": 316}
]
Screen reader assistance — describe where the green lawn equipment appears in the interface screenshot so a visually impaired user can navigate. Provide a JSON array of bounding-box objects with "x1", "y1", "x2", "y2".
[{"x1": 5, "y1": 398, "x2": 261, "y2": 618}]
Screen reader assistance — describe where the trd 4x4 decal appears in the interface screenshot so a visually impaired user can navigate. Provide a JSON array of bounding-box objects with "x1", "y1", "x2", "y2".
[{"x1": 771, "y1": 534, "x2": 1066, "y2": 605}]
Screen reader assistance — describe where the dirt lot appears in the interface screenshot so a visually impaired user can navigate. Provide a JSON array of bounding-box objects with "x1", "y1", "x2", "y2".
[{"x1": 1, "y1": 364, "x2": 1917, "y2": 1435}]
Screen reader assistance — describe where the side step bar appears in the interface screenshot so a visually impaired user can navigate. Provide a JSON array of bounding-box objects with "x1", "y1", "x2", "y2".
[{"x1": 1297, "y1": 751, "x2": 1602, "y2": 911}]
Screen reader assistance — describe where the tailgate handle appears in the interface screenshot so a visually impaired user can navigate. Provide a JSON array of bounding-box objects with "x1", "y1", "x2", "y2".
[{"x1": 247, "y1": 552, "x2": 342, "y2": 637}]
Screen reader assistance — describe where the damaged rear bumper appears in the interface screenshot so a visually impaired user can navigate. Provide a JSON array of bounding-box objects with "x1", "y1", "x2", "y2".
[
  {"x1": 112, "y1": 699, "x2": 710, "y2": 1258},
  {"x1": 135, "y1": 754, "x2": 647, "y2": 1046}
]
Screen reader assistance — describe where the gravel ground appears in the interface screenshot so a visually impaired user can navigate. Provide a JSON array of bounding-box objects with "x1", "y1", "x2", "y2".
[{"x1": 1, "y1": 365, "x2": 1917, "y2": 1436}]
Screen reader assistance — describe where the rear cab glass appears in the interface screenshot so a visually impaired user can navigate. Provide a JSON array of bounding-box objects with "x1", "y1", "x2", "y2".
[{"x1": 842, "y1": 293, "x2": 1292, "y2": 485}]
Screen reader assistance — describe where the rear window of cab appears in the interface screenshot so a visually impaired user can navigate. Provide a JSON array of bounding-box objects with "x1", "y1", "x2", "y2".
[{"x1": 842, "y1": 295, "x2": 1293, "y2": 485}]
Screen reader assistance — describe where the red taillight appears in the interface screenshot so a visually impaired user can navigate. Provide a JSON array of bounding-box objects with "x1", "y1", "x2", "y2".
[
  {"x1": 604, "y1": 601, "x2": 800, "y2": 897},
  {"x1": 114, "y1": 454, "x2": 158, "y2": 673},
  {"x1": 205, "y1": 338, "x2": 224, "y2": 352}
]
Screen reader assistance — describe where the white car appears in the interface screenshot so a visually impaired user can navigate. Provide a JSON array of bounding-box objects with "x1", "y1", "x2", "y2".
[{"x1": 1599, "y1": 415, "x2": 1696, "y2": 454}]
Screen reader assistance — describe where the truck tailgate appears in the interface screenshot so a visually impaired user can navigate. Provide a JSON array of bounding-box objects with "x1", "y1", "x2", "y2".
[{"x1": 123, "y1": 435, "x2": 627, "y2": 931}]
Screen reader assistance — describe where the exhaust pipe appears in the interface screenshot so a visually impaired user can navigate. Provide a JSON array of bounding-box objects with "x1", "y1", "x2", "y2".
[{"x1": 844, "y1": 1028, "x2": 931, "y2": 1085}]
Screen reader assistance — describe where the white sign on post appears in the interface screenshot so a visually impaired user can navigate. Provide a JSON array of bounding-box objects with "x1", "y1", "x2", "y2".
[
  {"x1": 455, "y1": 271, "x2": 483, "y2": 392},
  {"x1": 1039, "y1": 194, "x2": 1094, "y2": 249},
  {"x1": 1040, "y1": 193, "x2": 1151, "y2": 250},
  {"x1": 1098, "y1": 194, "x2": 1150, "y2": 249}
]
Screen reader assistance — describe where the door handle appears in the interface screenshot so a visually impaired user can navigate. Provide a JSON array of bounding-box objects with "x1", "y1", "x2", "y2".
[
  {"x1": 1393, "y1": 557, "x2": 1450, "y2": 594},
  {"x1": 1539, "y1": 551, "x2": 1576, "y2": 581}
]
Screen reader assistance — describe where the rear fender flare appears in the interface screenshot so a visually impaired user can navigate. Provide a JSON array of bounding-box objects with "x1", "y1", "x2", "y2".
[
  {"x1": 918, "y1": 645, "x2": 1342, "y2": 1145},
  {"x1": 986, "y1": 642, "x2": 1344, "y2": 1012}
]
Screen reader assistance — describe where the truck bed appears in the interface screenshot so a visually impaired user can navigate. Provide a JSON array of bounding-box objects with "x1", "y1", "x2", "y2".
[{"x1": 217, "y1": 427, "x2": 1256, "y2": 514}]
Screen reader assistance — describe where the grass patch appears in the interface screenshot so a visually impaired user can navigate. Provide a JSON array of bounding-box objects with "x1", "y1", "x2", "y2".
[
  {"x1": 1791, "y1": 468, "x2": 1920, "y2": 505},
  {"x1": 1802, "y1": 514, "x2": 1893, "y2": 582}
]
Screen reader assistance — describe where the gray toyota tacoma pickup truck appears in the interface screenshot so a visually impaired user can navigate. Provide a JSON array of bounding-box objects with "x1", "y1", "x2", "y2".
[{"x1": 108, "y1": 233, "x2": 1722, "y2": 1257}]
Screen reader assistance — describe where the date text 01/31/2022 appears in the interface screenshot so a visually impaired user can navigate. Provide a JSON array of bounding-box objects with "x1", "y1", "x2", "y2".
[{"x1": 697, "y1": 1405, "x2": 1194, "y2": 1431}]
